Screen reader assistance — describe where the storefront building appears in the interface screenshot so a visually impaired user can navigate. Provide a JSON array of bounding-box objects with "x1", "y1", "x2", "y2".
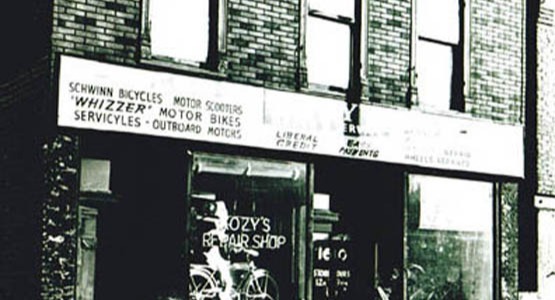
[
  {"x1": 519, "y1": 0, "x2": 555, "y2": 299},
  {"x1": 0, "y1": 0, "x2": 527, "y2": 299}
]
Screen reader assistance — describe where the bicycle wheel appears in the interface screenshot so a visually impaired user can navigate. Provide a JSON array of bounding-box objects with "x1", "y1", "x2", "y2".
[
  {"x1": 189, "y1": 267, "x2": 218, "y2": 300},
  {"x1": 244, "y1": 269, "x2": 279, "y2": 300}
]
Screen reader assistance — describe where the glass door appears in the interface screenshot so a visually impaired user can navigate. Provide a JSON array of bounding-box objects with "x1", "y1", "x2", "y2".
[{"x1": 187, "y1": 152, "x2": 308, "y2": 300}]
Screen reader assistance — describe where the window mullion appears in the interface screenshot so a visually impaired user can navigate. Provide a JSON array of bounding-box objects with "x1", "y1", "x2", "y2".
[
  {"x1": 207, "y1": 0, "x2": 219, "y2": 70},
  {"x1": 348, "y1": 0, "x2": 362, "y2": 104}
]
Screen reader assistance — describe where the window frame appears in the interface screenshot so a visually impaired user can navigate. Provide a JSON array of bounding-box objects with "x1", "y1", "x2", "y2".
[
  {"x1": 404, "y1": 173, "x2": 500, "y2": 300},
  {"x1": 140, "y1": 0, "x2": 227, "y2": 75},
  {"x1": 186, "y1": 152, "x2": 309, "y2": 299},
  {"x1": 412, "y1": 0, "x2": 470, "y2": 112},
  {"x1": 301, "y1": 0, "x2": 368, "y2": 100}
]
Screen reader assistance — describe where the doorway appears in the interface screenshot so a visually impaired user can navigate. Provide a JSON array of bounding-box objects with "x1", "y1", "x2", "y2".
[
  {"x1": 79, "y1": 137, "x2": 188, "y2": 300},
  {"x1": 313, "y1": 159, "x2": 404, "y2": 299},
  {"x1": 187, "y1": 152, "x2": 308, "y2": 300}
]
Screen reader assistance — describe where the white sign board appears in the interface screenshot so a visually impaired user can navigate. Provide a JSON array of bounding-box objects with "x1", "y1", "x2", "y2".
[{"x1": 57, "y1": 55, "x2": 524, "y2": 177}]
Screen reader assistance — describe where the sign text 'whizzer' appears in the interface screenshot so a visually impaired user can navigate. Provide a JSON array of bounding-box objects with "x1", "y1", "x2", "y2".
[{"x1": 58, "y1": 55, "x2": 524, "y2": 177}]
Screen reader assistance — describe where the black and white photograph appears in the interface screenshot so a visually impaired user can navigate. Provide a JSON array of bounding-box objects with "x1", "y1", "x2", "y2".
[{"x1": 0, "y1": 0, "x2": 548, "y2": 299}]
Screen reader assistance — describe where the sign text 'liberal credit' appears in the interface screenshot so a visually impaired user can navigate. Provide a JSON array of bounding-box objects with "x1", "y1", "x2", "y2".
[{"x1": 57, "y1": 55, "x2": 524, "y2": 177}]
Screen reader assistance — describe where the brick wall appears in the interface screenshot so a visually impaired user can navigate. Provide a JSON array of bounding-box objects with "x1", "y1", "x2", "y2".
[
  {"x1": 52, "y1": 0, "x2": 140, "y2": 64},
  {"x1": 52, "y1": 0, "x2": 301, "y2": 90},
  {"x1": 501, "y1": 183, "x2": 519, "y2": 300},
  {"x1": 466, "y1": 0, "x2": 524, "y2": 124},
  {"x1": 0, "y1": 59, "x2": 50, "y2": 299},
  {"x1": 367, "y1": 0, "x2": 411, "y2": 105},
  {"x1": 0, "y1": 0, "x2": 526, "y2": 298},
  {"x1": 226, "y1": 0, "x2": 299, "y2": 90},
  {"x1": 40, "y1": 134, "x2": 80, "y2": 300},
  {"x1": 366, "y1": 0, "x2": 525, "y2": 125},
  {"x1": 533, "y1": 4, "x2": 555, "y2": 295},
  {"x1": 537, "y1": 1, "x2": 555, "y2": 196},
  {"x1": 50, "y1": 0, "x2": 525, "y2": 125}
]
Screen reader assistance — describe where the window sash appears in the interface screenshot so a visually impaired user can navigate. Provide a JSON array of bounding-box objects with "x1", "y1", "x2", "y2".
[
  {"x1": 417, "y1": 0, "x2": 460, "y2": 44},
  {"x1": 416, "y1": 39, "x2": 455, "y2": 111},
  {"x1": 306, "y1": 16, "x2": 351, "y2": 90},
  {"x1": 308, "y1": 0, "x2": 354, "y2": 20},
  {"x1": 149, "y1": 0, "x2": 210, "y2": 63}
]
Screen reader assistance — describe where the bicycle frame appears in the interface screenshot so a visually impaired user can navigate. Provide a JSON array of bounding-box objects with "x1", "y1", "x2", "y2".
[{"x1": 189, "y1": 261, "x2": 279, "y2": 300}]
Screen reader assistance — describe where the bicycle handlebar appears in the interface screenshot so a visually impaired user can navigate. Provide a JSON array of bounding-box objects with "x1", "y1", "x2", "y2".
[
  {"x1": 243, "y1": 248, "x2": 259, "y2": 257},
  {"x1": 228, "y1": 244, "x2": 259, "y2": 257}
]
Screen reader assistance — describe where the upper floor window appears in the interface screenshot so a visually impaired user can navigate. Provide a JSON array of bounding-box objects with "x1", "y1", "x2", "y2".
[
  {"x1": 305, "y1": 0, "x2": 366, "y2": 95},
  {"x1": 416, "y1": 0, "x2": 466, "y2": 111},
  {"x1": 142, "y1": 0, "x2": 226, "y2": 71}
]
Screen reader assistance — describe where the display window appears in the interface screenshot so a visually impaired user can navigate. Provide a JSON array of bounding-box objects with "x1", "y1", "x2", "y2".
[
  {"x1": 188, "y1": 152, "x2": 308, "y2": 300},
  {"x1": 405, "y1": 174, "x2": 494, "y2": 300},
  {"x1": 73, "y1": 135, "x2": 502, "y2": 300},
  {"x1": 76, "y1": 142, "x2": 309, "y2": 300}
]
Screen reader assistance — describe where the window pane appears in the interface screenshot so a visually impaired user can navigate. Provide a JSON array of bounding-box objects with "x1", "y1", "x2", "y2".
[
  {"x1": 306, "y1": 17, "x2": 350, "y2": 89},
  {"x1": 80, "y1": 159, "x2": 111, "y2": 193},
  {"x1": 407, "y1": 175, "x2": 493, "y2": 300},
  {"x1": 416, "y1": 40, "x2": 453, "y2": 111},
  {"x1": 309, "y1": 0, "x2": 354, "y2": 19},
  {"x1": 417, "y1": 0, "x2": 460, "y2": 44},
  {"x1": 190, "y1": 154, "x2": 306, "y2": 300},
  {"x1": 149, "y1": 0, "x2": 209, "y2": 62},
  {"x1": 413, "y1": 176, "x2": 493, "y2": 232}
]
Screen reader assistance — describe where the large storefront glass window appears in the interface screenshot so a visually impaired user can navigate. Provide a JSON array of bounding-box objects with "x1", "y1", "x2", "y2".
[
  {"x1": 75, "y1": 138, "x2": 308, "y2": 300},
  {"x1": 188, "y1": 153, "x2": 307, "y2": 300},
  {"x1": 406, "y1": 175, "x2": 493, "y2": 300}
]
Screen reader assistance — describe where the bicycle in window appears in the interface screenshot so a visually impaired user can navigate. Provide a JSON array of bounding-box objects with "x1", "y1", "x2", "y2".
[{"x1": 189, "y1": 247, "x2": 279, "y2": 300}]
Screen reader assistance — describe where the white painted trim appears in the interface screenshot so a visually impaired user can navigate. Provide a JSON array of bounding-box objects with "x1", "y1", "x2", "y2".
[
  {"x1": 535, "y1": 196, "x2": 555, "y2": 210},
  {"x1": 518, "y1": 292, "x2": 539, "y2": 300}
]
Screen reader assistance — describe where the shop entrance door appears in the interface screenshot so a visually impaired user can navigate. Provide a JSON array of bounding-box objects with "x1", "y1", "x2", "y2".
[
  {"x1": 312, "y1": 160, "x2": 405, "y2": 300},
  {"x1": 187, "y1": 152, "x2": 308, "y2": 300}
]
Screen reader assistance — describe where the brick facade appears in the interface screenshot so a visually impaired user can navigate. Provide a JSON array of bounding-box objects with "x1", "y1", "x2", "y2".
[
  {"x1": 537, "y1": 0, "x2": 555, "y2": 196},
  {"x1": 52, "y1": 0, "x2": 140, "y2": 64},
  {"x1": 50, "y1": 0, "x2": 525, "y2": 125},
  {"x1": 467, "y1": 0, "x2": 525, "y2": 124},
  {"x1": 367, "y1": 0, "x2": 411, "y2": 105},
  {"x1": 533, "y1": 0, "x2": 555, "y2": 298},
  {"x1": 226, "y1": 0, "x2": 299, "y2": 90},
  {"x1": 40, "y1": 134, "x2": 80, "y2": 300},
  {"x1": 0, "y1": 0, "x2": 527, "y2": 299},
  {"x1": 366, "y1": 0, "x2": 525, "y2": 124},
  {"x1": 501, "y1": 182, "x2": 520, "y2": 300}
]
